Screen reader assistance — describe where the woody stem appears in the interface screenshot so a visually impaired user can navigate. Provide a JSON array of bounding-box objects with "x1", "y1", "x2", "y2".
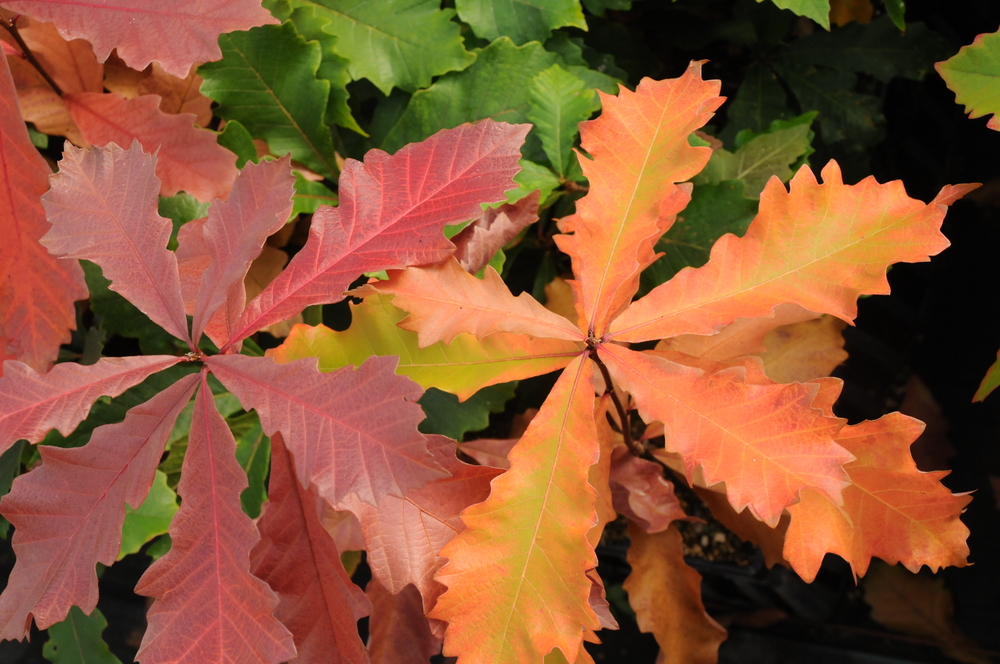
[
  {"x1": 1, "y1": 17, "x2": 63, "y2": 96},
  {"x1": 588, "y1": 346, "x2": 641, "y2": 456}
]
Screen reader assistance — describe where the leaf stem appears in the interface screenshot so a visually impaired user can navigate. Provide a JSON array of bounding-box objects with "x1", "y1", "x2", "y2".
[
  {"x1": 1, "y1": 17, "x2": 63, "y2": 97},
  {"x1": 588, "y1": 345, "x2": 642, "y2": 456}
]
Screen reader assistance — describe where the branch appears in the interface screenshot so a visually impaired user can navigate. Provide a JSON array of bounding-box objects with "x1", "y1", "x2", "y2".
[
  {"x1": 588, "y1": 346, "x2": 643, "y2": 456},
  {"x1": 1, "y1": 17, "x2": 63, "y2": 96}
]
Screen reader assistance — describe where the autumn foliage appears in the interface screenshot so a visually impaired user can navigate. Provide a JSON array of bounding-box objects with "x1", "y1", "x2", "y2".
[{"x1": 0, "y1": 2, "x2": 978, "y2": 663}]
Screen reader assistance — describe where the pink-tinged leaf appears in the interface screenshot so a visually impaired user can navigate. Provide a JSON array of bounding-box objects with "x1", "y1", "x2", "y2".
[
  {"x1": 3, "y1": 0, "x2": 277, "y2": 78},
  {"x1": 40, "y1": 141, "x2": 191, "y2": 343},
  {"x1": 609, "y1": 446, "x2": 687, "y2": 534},
  {"x1": 205, "y1": 354, "x2": 446, "y2": 507},
  {"x1": 367, "y1": 581, "x2": 440, "y2": 664},
  {"x1": 64, "y1": 92, "x2": 237, "y2": 201},
  {"x1": 611, "y1": 163, "x2": 971, "y2": 343},
  {"x1": 358, "y1": 258, "x2": 585, "y2": 347},
  {"x1": 341, "y1": 436, "x2": 500, "y2": 612},
  {"x1": 251, "y1": 433, "x2": 370, "y2": 664},
  {"x1": 176, "y1": 217, "x2": 210, "y2": 316},
  {"x1": 191, "y1": 156, "x2": 294, "y2": 346},
  {"x1": 0, "y1": 53, "x2": 87, "y2": 372},
  {"x1": 599, "y1": 344, "x2": 850, "y2": 526},
  {"x1": 452, "y1": 191, "x2": 540, "y2": 274},
  {"x1": 135, "y1": 374, "x2": 295, "y2": 664},
  {"x1": 458, "y1": 437, "x2": 517, "y2": 469},
  {"x1": 0, "y1": 355, "x2": 181, "y2": 455},
  {"x1": 0, "y1": 373, "x2": 198, "y2": 638},
  {"x1": 230, "y1": 121, "x2": 530, "y2": 345}
]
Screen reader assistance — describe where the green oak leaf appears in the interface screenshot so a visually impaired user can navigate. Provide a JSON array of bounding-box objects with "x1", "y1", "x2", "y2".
[
  {"x1": 763, "y1": 0, "x2": 829, "y2": 30},
  {"x1": 506, "y1": 159, "x2": 562, "y2": 205},
  {"x1": 42, "y1": 607, "x2": 122, "y2": 664},
  {"x1": 199, "y1": 22, "x2": 339, "y2": 180},
  {"x1": 284, "y1": 5, "x2": 365, "y2": 134},
  {"x1": 639, "y1": 180, "x2": 757, "y2": 294},
  {"x1": 885, "y1": 0, "x2": 905, "y2": 30},
  {"x1": 118, "y1": 471, "x2": 178, "y2": 560},
  {"x1": 159, "y1": 193, "x2": 210, "y2": 251},
  {"x1": 974, "y1": 349, "x2": 1000, "y2": 402},
  {"x1": 545, "y1": 32, "x2": 626, "y2": 87},
  {"x1": 217, "y1": 120, "x2": 259, "y2": 169},
  {"x1": 281, "y1": 0, "x2": 475, "y2": 95},
  {"x1": 582, "y1": 0, "x2": 636, "y2": 16},
  {"x1": 418, "y1": 382, "x2": 517, "y2": 440},
  {"x1": 938, "y1": 28, "x2": 1000, "y2": 131},
  {"x1": 787, "y1": 17, "x2": 951, "y2": 83},
  {"x1": 229, "y1": 412, "x2": 272, "y2": 518},
  {"x1": 526, "y1": 65, "x2": 600, "y2": 176},
  {"x1": 382, "y1": 38, "x2": 558, "y2": 153},
  {"x1": 696, "y1": 113, "x2": 816, "y2": 197},
  {"x1": 456, "y1": 0, "x2": 586, "y2": 45}
]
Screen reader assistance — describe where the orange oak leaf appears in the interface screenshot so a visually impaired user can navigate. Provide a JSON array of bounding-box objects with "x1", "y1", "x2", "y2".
[
  {"x1": 206, "y1": 354, "x2": 446, "y2": 507},
  {"x1": 623, "y1": 522, "x2": 727, "y2": 664},
  {"x1": 341, "y1": 435, "x2": 500, "y2": 613},
  {"x1": 41, "y1": 140, "x2": 192, "y2": 343},
  {"x1": 64, "y1": 92, "x2": 237, "y2": 201},
  {"x1": 431, "y1": 357, "x2": 602, "y2": 663},
  {"x1": 600, "y1": 344, "x2": 849, "y2": 525},
  {"x1": 458, "y1": 437, "x2": 517, "y2": 469},
  {"x1": 554, "y1": 61, "x2": 723, "y2": 333},
  {"x1": 3, "y1": 0, "x2": 277, "y2": 77},
  {"x1": 452, "y1": 190, "x2": 540, "y2": 273},
  {"x1": 190, "y1": 156, "x2": 294, "y2": 346},
  {"x1": 0, "y1": 373, "x2": 198, "y2": 638},
  {"x1": 360, "y1": 257, "x2": 585, "y2": 346},
  {"x1": 250, "y1": 433, "x2": 370, "y2": 664},
  {"x1": 0, "y1": 355, "x2": 181, "y2": 455},
  {"x1": 230, "y1": 121, "x2": 530, "y2": 345},
  {"x1": 0, "y1": 52, "x2": 87, "y2": 372},
  {"x1": 135, "y1": 375, "x2": 296, "y2": 664},
  {"x1": 367, "y1": 581, "x2": 440, "y2": 664},
  {"x1": 784, "y1": 413, "x2": 972, "y2": 582},
  {"x1": 104, "y1": 55, "x2": 213, "y2": 126},
  {"x1": 611, "y1": 165, "x2": 975, "y2": 343}
]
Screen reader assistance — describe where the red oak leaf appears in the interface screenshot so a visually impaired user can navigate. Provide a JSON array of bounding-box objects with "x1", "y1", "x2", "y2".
[
  {"x1": 0, "y1": 355, "x2": 181, "y2": 455},
  {"x1": 206, "y1": 354, "x2": 446, "y2": 507},
  {"x1": 135, "y1": 374, "x2": 296, "y2": 663},
  {"x1": 229, "y1": 121, "x2": 530, "y2": 345},
  {"x1": 2, "y1": 0, "x2": 277, "y2": 77},
  {"x1": 451, "y1": 190, "x2": 540, "y2": 274},
  {"x1": 0, "y1": 52, "x2": 87, "y2": 373},
  {"x1": 64, "y1": 92, "x2": 237, "y2": 201},
  {"x1": 609, "y1": 445, "x2": 687, "y2": 533},
  {"x1": 251, "y1": 433, "x2": 370, "y2": 664},
  {"x1": 367, "y1": 581, "x2": 440, "y2": 664},
  {"x1": 0, "y1": 374, "x2": 198, "y2": 638}
]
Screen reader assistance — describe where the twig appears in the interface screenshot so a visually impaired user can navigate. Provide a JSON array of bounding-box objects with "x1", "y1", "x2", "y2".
[
  {"x1": 1, "y1": 17, "x2": 63, "y2": 96},
  {"x1": 588, "y1": 343, "x2": 642, "y2": 456}
]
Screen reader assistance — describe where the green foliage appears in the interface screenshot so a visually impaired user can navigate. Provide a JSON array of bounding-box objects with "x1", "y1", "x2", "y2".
[
  {"x1": 418, "y1": 382, "x2": 518, "y2": 440},
  {"x1": 456, "y1": 0, "x2": 586, "y2": 45},
  {"x1": 43, "y1": 607, "x2": 121, "y2": 664},
  {"x1": 763, "y1": 0, "x2": 830, "y2": 29},
  {"x1": 118, "y1": 471, "x2": 178, "y2": 559},
  {"x1": 229, "y1": 412, "x2": 272, "y2": 518},
  {"x1": 527, "y1": 65, "x2": 600, "y2": 177},
  {"x1": 278, "y1": 0, "x2": 475, "y2": 95},
  {"x1": 937, "y1": 29, "x2": 1000, "y2": 127},
  {"x1": 217, "y1": 120, "x2": 259, "y2": 169},
  {"x1": 199, "y1": 22, "x2": 340, "y2": 179}
]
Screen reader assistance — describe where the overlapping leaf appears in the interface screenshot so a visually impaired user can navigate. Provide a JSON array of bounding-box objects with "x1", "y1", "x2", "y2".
[
  {"x1": 456, "y1": 0, "x2": 585, "y2": 46},
  {"x1": 0, "y1": 374, "x2": 197, "y2": 638},
  {"x1": 207, "y1": 353, "x2": 446, "y2": 507},
  {"x1": 0, "y1": 53, "x2": 87, "y2": 373},
  {"x1": 135, "y1": 376, "x2": 295, "y2": 663},
  {"x1": 3, "y1": 0, "x2": 277, "y2": 77},
  {"x1": 250, "y1": 433, "x2": 370, "y2": 663},
  {"x1": 938, "y1": 29, "x2": 1000, "y2": 131},
  {"x1": 64, "y1": 93, "x2": 237, "y2": 202}
]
